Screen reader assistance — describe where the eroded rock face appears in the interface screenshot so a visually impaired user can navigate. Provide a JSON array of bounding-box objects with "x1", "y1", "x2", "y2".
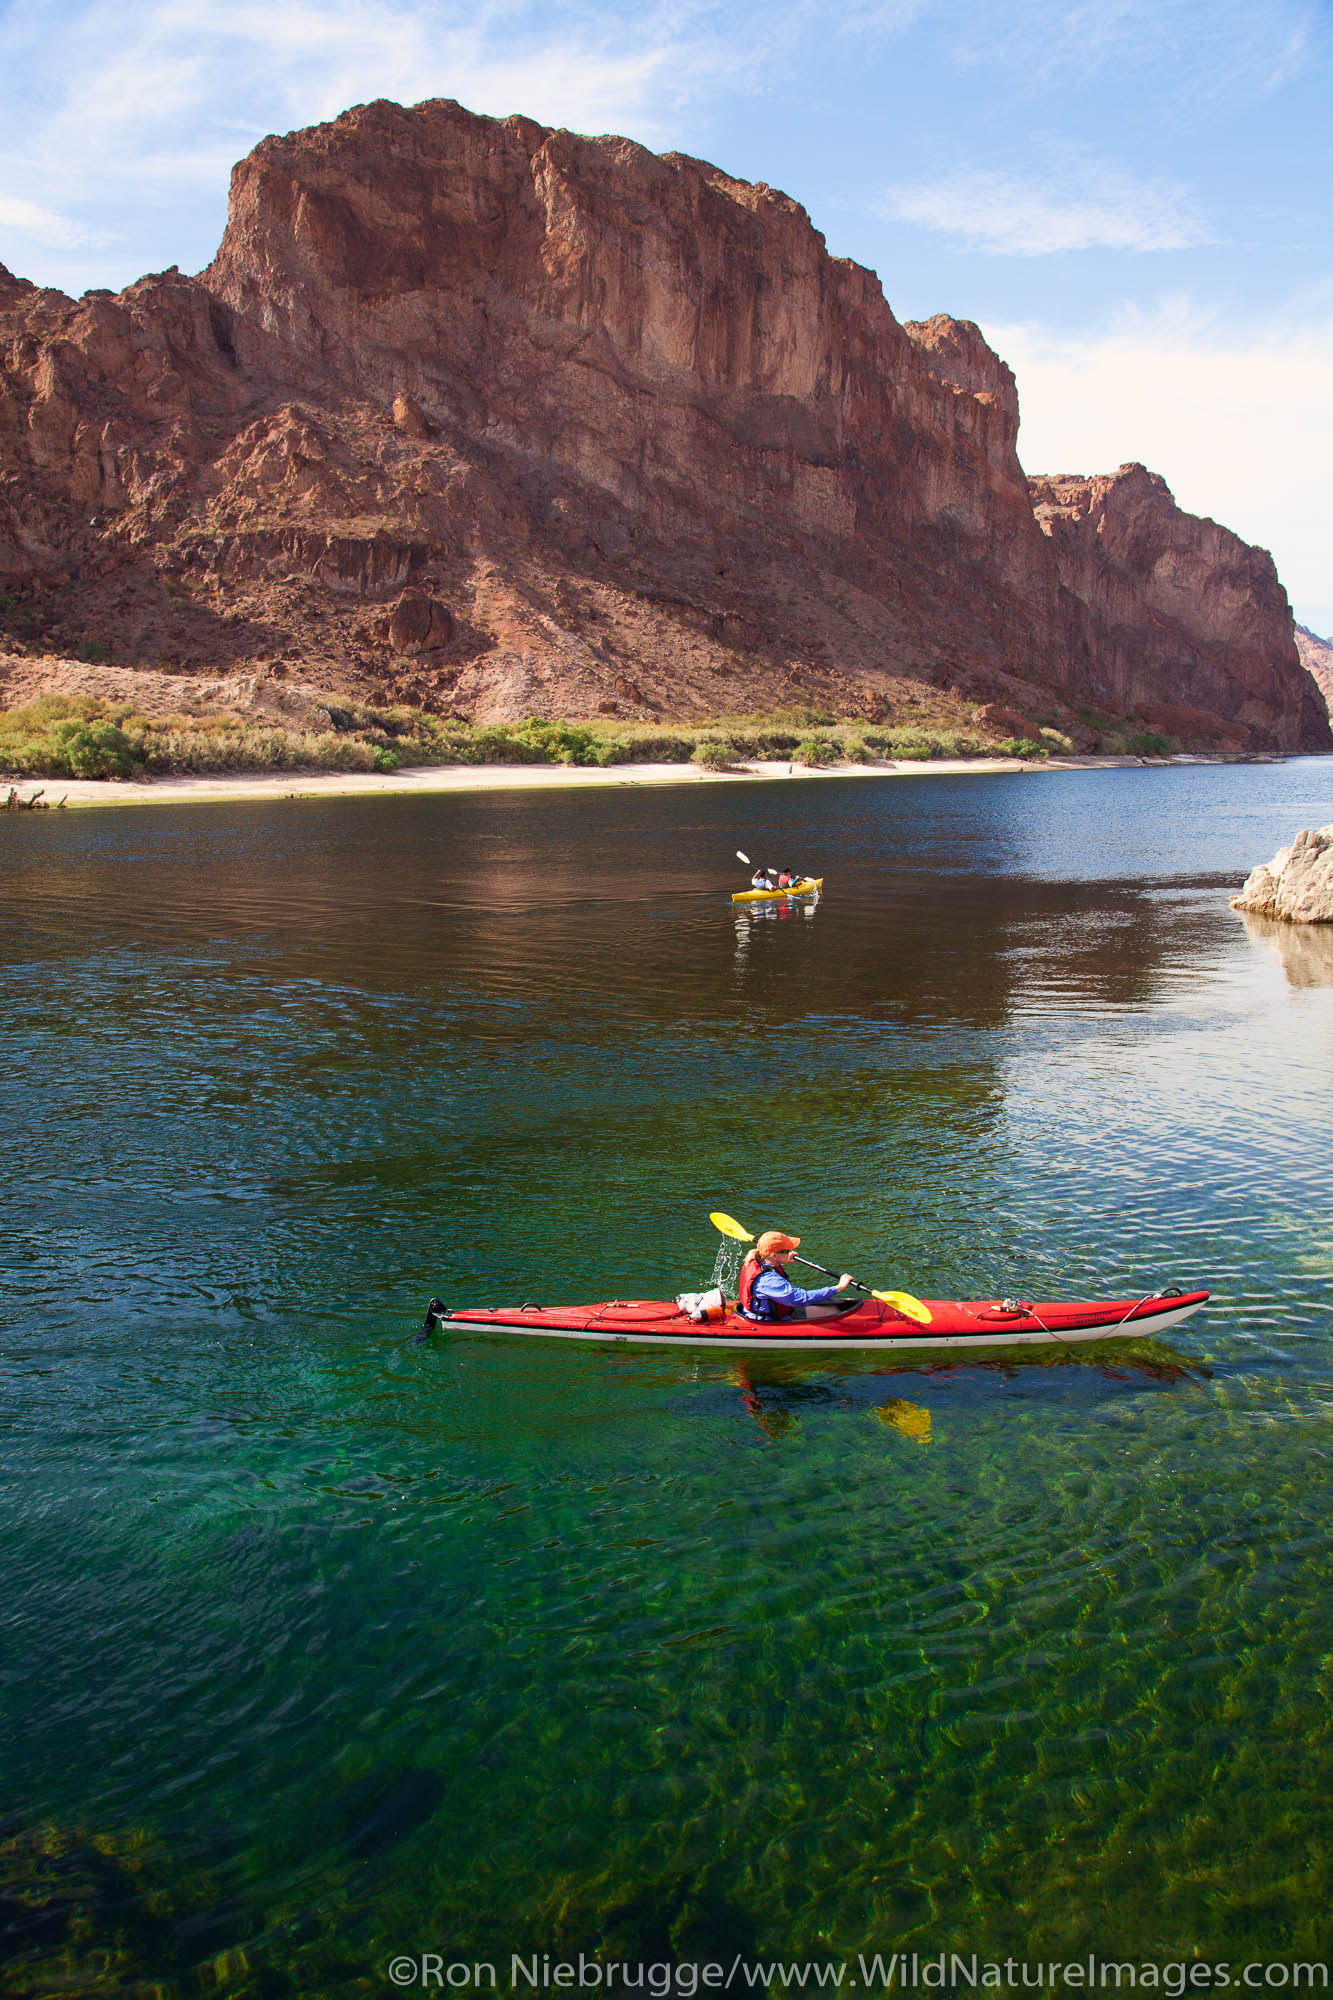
[
  {"x1": 1296, "y1": 625, "x2": 1333, "y2": 722},
  {"x1": 388, "y1": 589, "x2": 453, "y2": 653},
  {"x1": 1232, "y1": 826, "x2": 1333, "y2": 923},
  {"x1": 0, "y1": 102, "x2": 1325, "y2": 747},
  {"x1": 1029, "y1": 465, "x2": 1327, "y2": 752}
]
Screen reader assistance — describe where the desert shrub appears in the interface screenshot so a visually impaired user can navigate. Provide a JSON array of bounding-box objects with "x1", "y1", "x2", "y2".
[
  {"x1": 691, "y1": 739, "x2": 733, "y2": 771},
  {"x1": 49, "y1": 718, "x2": 140, "y2": 777},
  {"x1": 515, "y1": 718, "x2": 605, "y2": 765},
  {"x1": 764, "y1": 706, "x2": 835, "y2": 729},
  {"x1": 872, "y1": 727, "x2": 940, "y2": 758},
  {"x1": 4, "y1": 694, "x2": 102, "y2": 731},
  {"x1": 615, "y1": 732, "x2": 695, "y2": 763},
  {"x1": 1125, "y1": 730, "x2": 1173, "y2": 758},
  {"x1": 462, "y1": 726, "x2": 548, "y2": 765},
  {"x1": 792, "y1": 737, "x2": 838, "y2": 766},
  {"x1": 0, "y1": 698, "x2": 143, "y2": 777},
  {"x1": 140, "y1": 727, "x2": 257, "y2": 773},
  {"x1": 1039, "y1": 726, "x2": 1074, "y2": 752},
  {"x1": 308, "y1": 733, "x2": 379, "y2": 771},
  {"x1": 511, "y1": 716, "x2": 649, "y2": 766},
  {"x1": 999, "y1": 737, "x2": 1049, "y2": 759},
  {"x1": 866, "y1": 725, "x2": 994, "y2": 760}
]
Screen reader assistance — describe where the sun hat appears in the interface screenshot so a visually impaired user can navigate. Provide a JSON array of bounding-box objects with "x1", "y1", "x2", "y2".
[{"x1": 756, "y1": 1230, "x2": 800, "y2": 1256}]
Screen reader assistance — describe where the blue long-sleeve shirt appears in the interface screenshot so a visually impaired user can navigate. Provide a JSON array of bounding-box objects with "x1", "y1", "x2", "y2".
[{"x1": 747, "y1": 1269, "x2": 842, "y2": 1319}]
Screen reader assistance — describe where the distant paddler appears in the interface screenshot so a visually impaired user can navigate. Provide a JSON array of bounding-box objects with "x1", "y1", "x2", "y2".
[
  {"x1": 737, "y1": 848, "x2": 776, "y2": 890},
  {"x1": 738, "y1": 849, "x2": 811, "y2": 895}
]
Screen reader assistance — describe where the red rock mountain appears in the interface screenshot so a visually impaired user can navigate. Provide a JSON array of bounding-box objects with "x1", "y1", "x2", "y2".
[{"x1": 1, "y1": 96, "x2": 1327, "y2": 750}]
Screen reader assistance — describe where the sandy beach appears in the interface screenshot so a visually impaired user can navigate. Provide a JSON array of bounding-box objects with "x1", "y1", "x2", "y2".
[{"x1": 3, "y1": 752, "x2": 1188, "y2": 812}]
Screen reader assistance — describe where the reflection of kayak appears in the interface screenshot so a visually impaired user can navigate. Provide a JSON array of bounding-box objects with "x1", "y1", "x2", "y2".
[
  {"x1": 732, "y1": 876, "x2": 822, "y2": 903},
  {"x1": 422, "y1": 1289, "x2": 1208, "y2": 1351}
]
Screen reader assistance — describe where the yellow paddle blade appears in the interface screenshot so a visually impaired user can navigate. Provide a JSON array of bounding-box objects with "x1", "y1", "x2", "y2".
[
  {"x1": 873, "y1": 1397, "x2": 933, "y2": 1443},
  {"x1": 709, "y1": 1211, "x2": 754, "y2": 1242},
  {"x1": 872, "y1": 1289, "x2": 933, "y2": 1325}
]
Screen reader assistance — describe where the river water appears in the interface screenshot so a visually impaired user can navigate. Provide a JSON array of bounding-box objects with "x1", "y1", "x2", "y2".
[{"x1": 3, "y1": 759, "x2": 1332, "y2": 1993}]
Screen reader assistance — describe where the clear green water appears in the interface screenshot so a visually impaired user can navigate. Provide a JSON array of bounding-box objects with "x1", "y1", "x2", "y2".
[{"x1": 3, "y1": 761, "x2": 1333, "y2": 1993}]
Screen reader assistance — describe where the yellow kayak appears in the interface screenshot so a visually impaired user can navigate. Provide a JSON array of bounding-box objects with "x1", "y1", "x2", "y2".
[{"x1": 731, "y1": 876, "x2": 823, "y2": 903}]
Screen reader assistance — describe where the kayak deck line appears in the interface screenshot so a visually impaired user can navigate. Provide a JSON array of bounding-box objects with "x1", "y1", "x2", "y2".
[{"x1": 420, "y1": 1290, "x2": 1209, "y2": 1350}]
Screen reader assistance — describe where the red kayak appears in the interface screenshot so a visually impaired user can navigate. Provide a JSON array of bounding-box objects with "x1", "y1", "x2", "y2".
[{"x1": 420, "y1": 1289, "x2": 1208, "y2": 1351}]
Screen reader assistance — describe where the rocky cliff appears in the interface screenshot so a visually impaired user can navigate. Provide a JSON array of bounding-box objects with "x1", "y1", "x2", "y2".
[
  {"x1": 1296, "y1": 625, "x2": 1333, "y2": 722},
  {"x1": 0, "y1": 96, "x2": 1326, "y2": 750},
  {"x1": 1028, "y1": 466, "x2": 1328, "y2": 752}
]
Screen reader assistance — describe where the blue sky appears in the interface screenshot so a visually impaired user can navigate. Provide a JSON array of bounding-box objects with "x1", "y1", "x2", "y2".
[{"x1": 2, "y1": 0, "x2": 1330, "y2": 632}]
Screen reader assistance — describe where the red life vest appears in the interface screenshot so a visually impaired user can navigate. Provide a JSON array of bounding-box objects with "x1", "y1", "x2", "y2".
[{"x1": 738, "y1": 1252, "x2": 793, "y2": 1321}]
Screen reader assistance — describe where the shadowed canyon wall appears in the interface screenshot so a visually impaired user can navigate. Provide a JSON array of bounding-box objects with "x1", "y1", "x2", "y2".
[{"x1": 1296, "y1": 625, "x2": 1333, "y2": 723}]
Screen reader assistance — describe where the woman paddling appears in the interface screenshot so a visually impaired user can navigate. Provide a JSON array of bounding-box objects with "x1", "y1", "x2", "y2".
[{"x1": 738, "y1": 1231, "x2": 854, "y2": 1323}]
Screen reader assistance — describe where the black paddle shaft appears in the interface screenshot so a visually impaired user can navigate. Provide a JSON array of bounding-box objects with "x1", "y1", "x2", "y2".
[{"x1": 790, "y1": 1253, "x2": 872, "y2": 1297}]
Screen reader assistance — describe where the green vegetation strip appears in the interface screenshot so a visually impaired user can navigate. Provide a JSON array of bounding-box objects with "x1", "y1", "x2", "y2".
[{"x1": 0, "y1": 696, "x2": 1054, "y2": 781}]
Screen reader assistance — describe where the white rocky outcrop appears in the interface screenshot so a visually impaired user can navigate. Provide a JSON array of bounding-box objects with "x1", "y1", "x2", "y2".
[{"x1": 1231, "y1": 824, "x2": 1333, "y2": 924}]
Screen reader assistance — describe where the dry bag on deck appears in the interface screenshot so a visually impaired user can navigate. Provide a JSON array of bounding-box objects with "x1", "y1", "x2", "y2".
[{"x1": 676, "y1": 1287, "x2": 726, "y2": 1323}]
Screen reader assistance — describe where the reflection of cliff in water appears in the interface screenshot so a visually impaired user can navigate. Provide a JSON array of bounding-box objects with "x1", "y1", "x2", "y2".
[
  {"x1": 4, "y1": 789, "x2": 1238, "y2": 1039},
  {"x1": 728, "y1": 869, "x2": 1232, "y2": 1033},
  {"x1": 1240, "y1": 911, "x2": 1333, "y2": 988}
]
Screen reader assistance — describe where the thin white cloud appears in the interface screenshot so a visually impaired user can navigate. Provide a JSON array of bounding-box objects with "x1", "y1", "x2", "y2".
[
  {"x1": 5, "y1": 0, "x2": 722, "y2": 167},
  {"x1": 880, "y1": 169, "x2": 1215, "y2": 255},
  {"x1": 0, "y1": 194, "x2": 84, "y2": 247},
  {"x1": 832, "y1": 0, "x2": 926, "y2": 38},
  {"x1": 986, "y1": 299, "x2": 1333, "y2": 629},
  {"x1": 952, "y1": 0, "x2": 1320, "y2": 105}
]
